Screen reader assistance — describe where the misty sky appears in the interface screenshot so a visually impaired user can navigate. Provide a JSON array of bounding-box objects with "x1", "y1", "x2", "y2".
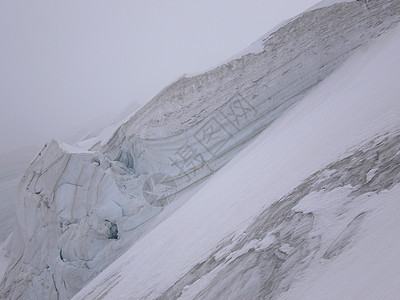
[{"x1": 0, "y1": 0, "x2": 321, "y2": 154}]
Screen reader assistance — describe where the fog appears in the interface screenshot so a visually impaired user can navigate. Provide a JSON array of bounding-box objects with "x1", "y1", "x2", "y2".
[{"x1": 0, "y1": 0, "x2": 320, "y2": 154}]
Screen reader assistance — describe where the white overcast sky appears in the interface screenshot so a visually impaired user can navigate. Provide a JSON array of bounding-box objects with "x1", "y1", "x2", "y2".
[{"x1": 0, "y1": 0, "x2": 321, "y2": 154}]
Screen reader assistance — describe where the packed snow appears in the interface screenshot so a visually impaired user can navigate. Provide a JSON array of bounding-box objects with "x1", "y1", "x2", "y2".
[{"x1": 0, "y1": 243, "x2": 8, "y2": 284}]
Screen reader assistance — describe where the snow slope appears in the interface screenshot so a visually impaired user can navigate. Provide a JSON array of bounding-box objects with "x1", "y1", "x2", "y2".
[
  {"x1": 2, "y1": 0, "x2": 400, "y2": 299},
  {"x1": 0, "y1": 244, "x2": 8, "y2": 285},
  {"x1": 74, "y1": 19, "x2": 400, "y2": 300},
  {"x1": 188, "y1": 0, "x2": 354, "y2": 75}
]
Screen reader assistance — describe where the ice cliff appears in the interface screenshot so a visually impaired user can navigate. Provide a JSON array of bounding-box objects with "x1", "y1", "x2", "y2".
[{"x1": 1, "y1": 0, "x2": 400, "y2": 299}]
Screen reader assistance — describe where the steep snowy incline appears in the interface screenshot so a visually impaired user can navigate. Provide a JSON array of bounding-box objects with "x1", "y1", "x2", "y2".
[
  {"x1": 2, "y1": 0, "x2": 400, "y2": 299},
  {"x1": 101, "y1": 0, "x2": 400, "y2": 198},
  {"x1": 0, "y1": 245, "x2": 8, "y2": 286},
  {"x1": 74, "y1": 22, "x2": 400, "y2": 300}
]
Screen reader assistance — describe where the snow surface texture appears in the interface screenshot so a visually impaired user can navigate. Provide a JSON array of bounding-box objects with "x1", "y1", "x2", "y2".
[
  {"x1": 2, "y1": 0, "x2": 400, "y2": 299},
  {"x1": 74, "y1": 19, "x2": 400, "y2": 300},
  {"x1": 0, "y1": 244, "x2": 8, "y2": 286}
]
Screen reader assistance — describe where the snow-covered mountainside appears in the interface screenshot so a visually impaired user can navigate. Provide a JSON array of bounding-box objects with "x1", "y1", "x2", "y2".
[
  {"x1": 1, "y1": 0, "x2": 400, "y2": 299},
  {"x1": 75, "y1": 21, "x2": 400, "y2": 299}
]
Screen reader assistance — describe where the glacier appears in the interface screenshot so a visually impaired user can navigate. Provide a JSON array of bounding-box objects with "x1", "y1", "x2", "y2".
[
  {"x1": 1, "y1": 0, "x2": 400, "y2": 299},
  {"x1": 74, "y1": 19, "x2": 400, "y2": 299}
]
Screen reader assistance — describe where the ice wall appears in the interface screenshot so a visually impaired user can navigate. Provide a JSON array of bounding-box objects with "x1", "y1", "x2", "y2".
[{"x1": 1, "y1": 1, "x2": 400, "y2": 298}]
